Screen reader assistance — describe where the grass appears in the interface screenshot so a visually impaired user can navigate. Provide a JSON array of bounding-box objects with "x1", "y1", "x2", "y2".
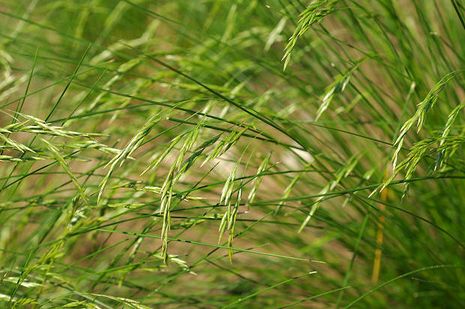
[{"x1": 0, "y1": 0, "x2": 465, "y2": 307}]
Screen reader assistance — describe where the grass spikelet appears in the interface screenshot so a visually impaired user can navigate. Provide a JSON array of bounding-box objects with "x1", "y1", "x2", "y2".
[
  {"x1": 159, "y1": 126, "x2": 201, "y2": 262},
  {"x1": 276, "y1": 173, "x2": 301, "y2": 214},
  {"x1": 141, "y1": 134, "x2": 184, "y2": 176},
  {"x1": 0, "y1": 155, "x2": 23, "y2": 162},
  {"x1": 219, "y1": 163, "x2": 238, "y2": 242},
  {"x1": 265, "y1": 17, "x2": 287, "y2": 52},
  {"x1": 41, "y1": 138, "x2": 88, "y2": 204},
  {"x1": 316, "y1": 59, "x2": 365, "y2": 120},
  {"x1": 441, "y1": 104, "x2": 465, "y2": 144},
  {"x1": 202, "y1": 128, "x2": 247, "y2": 166},
  {"x1": 435, "y1": 103, "x2": 465, "y2": 170},
  {"x1": 392, "y1": 72, "x2": 458, "y2": 169},
  {"x1": 0, "y1": 133, "x2": 34, "y2": 154},
  {"x1": 282, "y1": 0, "x2": 338, "y2": 70},
  {"x1": 247, "y1": 153, "x2": 272, "y2": 208},
  {"x1": 98, "y1": 111, "x2": 164, "y2": 203},
  {"x1": 299, "y1": 155, "x2": 358, "y2": 232},
  {"x1": 227, "y1": 185, "x2": 242, "y2": 262}
]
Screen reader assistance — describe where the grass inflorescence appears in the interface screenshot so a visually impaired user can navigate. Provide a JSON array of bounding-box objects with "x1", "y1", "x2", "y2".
[{"x1": 1, "y1": 0, "x2": 465, "y2": 307}]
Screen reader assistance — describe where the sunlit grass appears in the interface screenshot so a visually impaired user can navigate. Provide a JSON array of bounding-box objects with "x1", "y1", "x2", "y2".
[{"x1": 1, "y1": 0, "x2": 465, "y2": 307}]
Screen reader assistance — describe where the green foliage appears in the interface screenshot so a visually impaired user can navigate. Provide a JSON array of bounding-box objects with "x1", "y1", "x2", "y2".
[{"x1": 1, "y1": 0, "x2": 465, "y2": 307}]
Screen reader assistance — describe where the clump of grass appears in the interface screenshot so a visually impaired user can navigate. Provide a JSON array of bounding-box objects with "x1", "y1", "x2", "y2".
[{"x1": 1, "y1": 0, "x2": 465, "y2": 307}]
